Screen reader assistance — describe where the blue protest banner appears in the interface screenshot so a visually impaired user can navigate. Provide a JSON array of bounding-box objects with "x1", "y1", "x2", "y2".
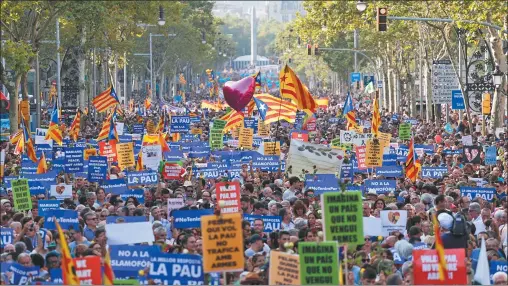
[
  {"x1": 390, "y1": 248, "x2": 406, "y2": 265},
  {"x1": 101, "y1": 179, "x2": 128, "y2": 195},
  {"x1": 412, "y1": 242, "x2": 429, "y2": 250},
  {"x1": 243, "y1": 215, "x2": 281, "y2": 233},
  {"x1": 44, "y1": 210, "x2": 79, "y2": 230},
  {"x1": 127, "y1": 170, "x2": 158, "y2": 186},
  {"x1": 172, "y1": 209, "x2": 214, "y2": 228},
  {"x1": 170, "y1": 116, "x2": 190, "y2": 133},
  {"x1": 64, "y1": 147, "x2": 85, "y2": 172},
  {"x1": 244, "y1": 118, "x2": 258, "y2": 133},
  {"x1": 187, "y1": 146, "x2": 211, "y2": 158},
  {"x1": 25, "y1": 171, "x2": 57, "y2": 195},
  {"x1": 365, "y1": 180, "x2": 396, "y2": 194},
  {"x1": 442, "y1": 149, "x2": 462, "y2": 155},
  {"x1": 192, "y1": 164, "x2": 224, "y2": 179},
  {"x1": 382, "y1": 154, "x2": 397, "y2": 166},
  {"x1": 346, "y1": 185, "x2": 366, "y2": 194},
  {"x1": 304, "y1": 174, "x2": 339, "y2": 195},
  {"x1": 485, "y1": 146, "x2": 497, "y2": 165},
  {"x1": 451, "y1": 90, "x2": 465, "y2": 110},
  {"x1": 88, "y1": 156, "x2": 108, "y2": 182},
  {"x1": 106, "y1": 216, "x2": 147, "y2": 224},
  {"x1": 351, "y1": 72, "x2": 361, "y2": 83},
  {"x1": 391, "y1": 114, "x2": 399, "y2": 122},
  {"x1": 38, "y1": 200, "x2": 61, "y2": 217},
  {"x1": 164, "y1": 149, "x2": 184, "y2": 161},
  {"x1": 3, "y1": 176, "x2": 17, "y2": 187},
  {"x1": 50, "y1": 158, "x2": 65, "y2": 174},
  {"x1": 119, "y1": 189, "x2": 145, "y2": 204},
  {"x1": 49, "y1": 268, "x2": 63, "y2": 284},
  {"x1": 414, "y1": 144, "x2": 435, "y2": 154},
  {"x1": 396, "y1": 146, "x2": 409, "y2": 162},
  {"x1": 6, "y1": 263, "x2": 40, "y2": 285},
  {"x1": 1, "y1": 228, "x2": 13, "y2": 246},
  {"x1": 421, "y1": 167, "x2": 448, "y2": 178},
  {"x1": 460, "y1": 187, "x2": 496, "y2": 202},
  {"x1": 490, "y1": 261, "x2": 507, "y2": 284},
  {"x1": 75, "y1": 160, "x2": 88, "y2": 178},
  {"x1": 146, "y1": 253, "x2": 203, "y2": 285},
  {"x1": 21, "y1": 156, "x2": 38, "y2": 176},
  {"x1": 253, "y1": 155, "x2": 281, "y2": 172},
  {"x1": 341, "y1": 163, "x2": 353, "y2": 180},
  {"x1": 252, "y1": 136, "x2": 263, "y2": 148},
  {"x1": 133, "y1": 124, "x2": 144, "y2": 134},
  {"x1": 110, "y1": 245, "x2": 158, "y2": 279},
  {"x1": 375, "y1": 166, "x2": 403, "y2": 178},
  {"x1": 403, "y1": 119, "x2": 418, "y2": 125},
  {"x1": 119, "y1": 135, "x2": 133, "y2": 143}
]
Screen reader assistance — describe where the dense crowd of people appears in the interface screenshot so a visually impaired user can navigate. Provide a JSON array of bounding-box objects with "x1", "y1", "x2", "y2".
[{"x1": 0, "y1": 85, "x2": 507, "y2": 285}]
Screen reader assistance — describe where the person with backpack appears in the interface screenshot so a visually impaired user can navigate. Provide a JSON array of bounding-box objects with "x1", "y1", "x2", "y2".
[{"x1": 432, "y1": 213, "x2": 468, "y2": 249}]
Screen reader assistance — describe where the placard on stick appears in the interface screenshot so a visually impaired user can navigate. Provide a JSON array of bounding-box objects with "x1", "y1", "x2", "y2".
[
  {"x1": 263, "y1": 142, "x2": 281, "y2": 155},
  {"x1": 365, "y1": 139, "x2": 383, "y2": 167},
  {"x1": 269, "y1": 251, "x2": 300, "y2": 285},
  {"x1": 412, "y1": 248, "x2": 467, "y2": 285},
  {"x1": 116, "y1": 142, "x2": 135, "y2": 170},
  {"x1": 12, "y1": 179, "x2": 32, "y2": 211},
  {"x1": 399, "y1": 123, "x2": 411, "y2": 140},
  {"x1": 215, "y1": 182, "x2": 241, "y2": 213},
  {"x1": 202, "y1": 213, "x2": 244, "y2": 273},
  {"x1": 298, "y1": 241, "x2": 339, "y2": 285},
  {"x1": 257, "y1": 121, "x2": 269, "y2": 137},
  {"x1": 238, "y1": 127, "x2": 254, "y2": 149},
  {"x1": 322, "y1": 192, "x2": 363, "y2": 245}
]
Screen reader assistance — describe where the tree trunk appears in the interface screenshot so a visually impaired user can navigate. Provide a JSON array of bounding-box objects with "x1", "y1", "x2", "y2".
[
  {"x1": 8, "y1": 75, "x2": 22, "y2": 133},
  {"x1": 161, "y1": 70, "x2": 165, "y2": 100},
  {"x1": 424, "y1": 58, "x2": 432, "y2": 122},
  {"x1": 488, "y1": 18, "x2": 507, "y2": 131},
  {"x1": 77, "y1": 25, "x2": 86, "y2": 109}
]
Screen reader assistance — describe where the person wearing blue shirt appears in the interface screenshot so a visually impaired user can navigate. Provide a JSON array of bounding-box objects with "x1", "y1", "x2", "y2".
[
  {"x1": 150, "y1": 206, "x2": 172, "y2": 239},
  {"x1": 83, "y1": 212, "x2": 98, "y2": 241}
]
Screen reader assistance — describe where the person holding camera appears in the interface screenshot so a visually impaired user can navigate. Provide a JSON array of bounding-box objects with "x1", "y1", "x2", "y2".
[{"x1": 13, "y1": 217, "x2": 38, "y2": 252}]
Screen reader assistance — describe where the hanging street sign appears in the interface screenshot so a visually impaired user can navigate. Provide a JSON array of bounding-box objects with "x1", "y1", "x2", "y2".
[{"x1": 432, "y1": 60, "x2": 460, "y2": 104}]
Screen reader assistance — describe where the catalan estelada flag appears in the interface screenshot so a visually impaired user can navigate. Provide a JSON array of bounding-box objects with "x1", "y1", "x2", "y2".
[
  {"x1": 103, "y1": 248, "x2": 115, "y2": 285},
  {"x1": 92, "y1": 86, "x2": 120, "y2": 112},
  {"x1": 45, "y1": 107, "x2": 63, "y2": 146},
  {"x1": 68, "y1": 109, "x2": 81, "y2": 142},
  {"x1": 156, "y1": 112, "x2": 165, "y2": 133},
  {"x1": 253, "y1": 93, "x2": 297, "y2": 124},
  {"x1": 55, "y1": 218, "x2": 80, "y2": 285},
  {"x1": 432, "y1": 213, "x2": 448, "y2": 281},
  {"x1": 223, "y1": 110, "x2": 244, "y2": 134},
  {"x1": 279, "y1": 64, "x2": 317, "y2": 112},
  {"x1": 405, "y1": 137, "x2": 417, "y2": 182},
  {"x1": 371, "y1": 90, "x2": 381, "y2": 137},
  {"x1": 36, "y1": 151, "x2": 48, "y2": 174}
]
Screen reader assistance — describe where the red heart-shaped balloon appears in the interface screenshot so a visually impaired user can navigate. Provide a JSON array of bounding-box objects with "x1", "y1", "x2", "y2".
[{"x1": 223, "y1": 76, "x2": 255, "y2": 112}]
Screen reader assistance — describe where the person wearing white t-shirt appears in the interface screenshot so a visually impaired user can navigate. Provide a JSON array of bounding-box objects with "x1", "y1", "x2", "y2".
[{"x1": 468, "y1": 202, "x2": 486, "y2": 235}]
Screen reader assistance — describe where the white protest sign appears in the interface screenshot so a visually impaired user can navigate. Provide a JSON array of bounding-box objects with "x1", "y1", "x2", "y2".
[
  {"x1": 50, "y1": 184, "x2": 73, "y2": 200},
  {"x1": 380, "y1": 210, "x2": 408, "y2": 236},
  {"x1": 116, "y1": 122, "x2": 125, "y2": 136},
  {"x1": 167, "y1": 198, "x2": 184, "y2": 212},
  {"x1": 353, "y1": 133, "x2": 374, "y2": 146},
  {"x1": 141, "y1": 145, "x2": 162, "y2": 171},
  {"x1": 105, "y1": 222, "x2": 155, "y2": 245},
  {"x1": 363, "y1": 217, "x2": 382, "y2": 237},
  {"x1": 286, "y1": 139, "x2": 344, "y2": 178},
  {"x1": 340, "y1": 130, "x2": 356, "y2": 144},
  {"x1": 35, "y1": 135, "x2": 53, "y2": 146},
  {"x1": 461, "y1": 135, "x2": 472, "y2": 146}
]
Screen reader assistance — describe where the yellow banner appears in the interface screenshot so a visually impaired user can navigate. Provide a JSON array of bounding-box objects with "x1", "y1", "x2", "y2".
[
  {"x1": 258, "y1": 121, "x2": 269, "y2": 137},
  {"x1": 365, "y1": 139, "x2": 383, "y2": 167},
  {"x1": 264, "y1": 141, "x2": 281, "y2": 156},
  {"x1": 202, "y1": 213, "x2": 244, "y2": 273},
  {"x1": 116, "y1": 142, "x2": 135, "y2": 170},
  {"x1": 191, "y1": 128, "x2": 202, "y2": 135},
  {"x1": 239, "y1": 127, "x2": 253, "y2": 149}
]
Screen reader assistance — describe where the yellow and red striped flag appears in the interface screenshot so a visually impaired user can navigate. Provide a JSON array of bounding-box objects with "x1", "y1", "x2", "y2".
[
  {"x1": 92, "y1": 86, "x2": 120, "y2": 113},
  {"x1": 103, "y1": 248, "x2": 115, "y2": 285},
  {"x1": 144, "y1": 98, "x2": 152, "y2": 110},
  {"x1": 96, "y1": 110, "x2": 116, "y2": 142},
  {"x1": 405, "y1": 137, "x2": 417, "y2": 182},
  {"x1": 223, "y1": 110, "x2": 244, "y2": 134},
  {"x1": 279, "y1": 64, "x2": 317, "y2": 112},
  {"x1": 55, "y1": 218, "x2": 80, "y2": 285},
  {"x1": 129, "y1": 99, "x2": 134, "y2": 112},
  {"x1": 68, "y1": 110, "x2": 81, "y2": 142},
  {"x1": 432, "y1": 213, "x2": 448, "y2": 281},
  {"x1": 45, "y1": 107, "x2": 63, "y2": 146},
  {"x1": 36, "y1": 152, "x2": 48, "y2": 174},
  {"x1": 371, "y1": 90, "x2": 380, "y2": 137},
  {"x1": 10, "y1": 129, "x2": 23, "y2": 145}
]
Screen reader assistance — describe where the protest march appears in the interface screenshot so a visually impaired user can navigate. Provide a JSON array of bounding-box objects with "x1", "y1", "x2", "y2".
[{"x1": 1, "y1": 1, "x2": 508, "y2": 285}]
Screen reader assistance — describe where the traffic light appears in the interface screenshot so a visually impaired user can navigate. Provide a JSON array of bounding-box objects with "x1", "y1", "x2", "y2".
[
  {"x1": 377, "y1": 7, "x2": 387, "y2": 32},
  {"x1": 288, "y1": 57, "x2": 292, "y2": 63},
  {"x1": 307, "y1": 44, "x2": 312, "y2": 55},
  {"x1": 314, "y1": 44, "x2": 319, "y2": 55}
]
